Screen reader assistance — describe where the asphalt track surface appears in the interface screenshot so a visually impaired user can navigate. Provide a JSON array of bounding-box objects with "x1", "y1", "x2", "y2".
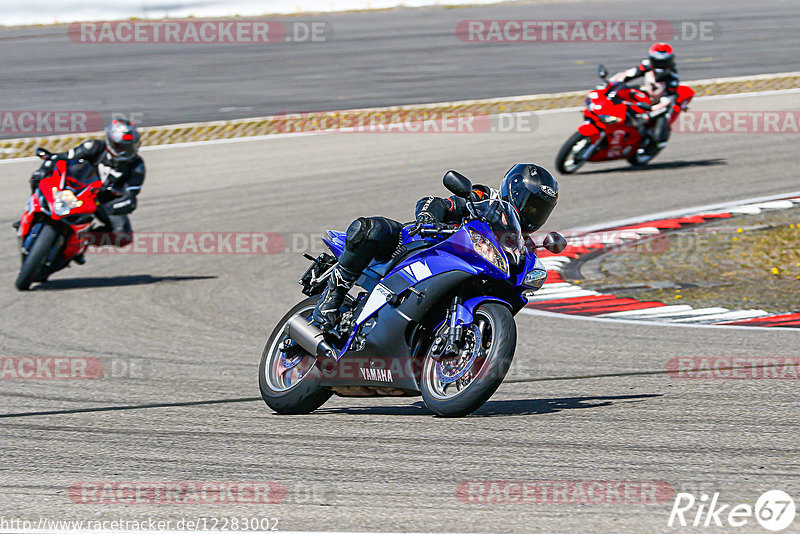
[
  {"x1": 1, "y1": 89, "x2": 799, "y2": 532},
  {"x1": 0, "y1": 0, "x2": 799, "y2": 131}
]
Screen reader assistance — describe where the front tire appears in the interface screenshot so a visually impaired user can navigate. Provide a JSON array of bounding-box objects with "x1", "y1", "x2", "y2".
[
  {"x1": 15, "y1": 224, "x2": 58, "y2": 291},
  {"x1": 421, "y1": 303, "x2": 516, "y2": 417},
  {"x1": 258, "y1": 297, "x2": 333, "y2": 414},
  {"x1": 556, "y1": 131, "x2": 592, "y2": 174}
]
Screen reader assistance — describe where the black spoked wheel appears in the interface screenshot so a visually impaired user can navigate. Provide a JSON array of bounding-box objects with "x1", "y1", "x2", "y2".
[
  {"x1": 556, "y1": 132, "x2": 592, "y2": 174},
  {"x1": 627, "y1": 139, "x2": 663, "y2": 167},
  {"x1": 421, "y1": 303, "x2": 516, "y2": 417}
]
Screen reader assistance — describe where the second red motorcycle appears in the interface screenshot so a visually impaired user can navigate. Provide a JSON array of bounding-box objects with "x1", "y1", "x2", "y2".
[
  {"x1": 14, "y1": 150, "x2": 105, "y2": 290},
  {"x1": 556, "y1": 65, "x2": 694, "y2": 174}
]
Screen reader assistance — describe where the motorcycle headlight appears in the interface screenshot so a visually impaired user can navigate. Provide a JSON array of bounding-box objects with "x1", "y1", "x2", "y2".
[
  {"x1": 469, "y1": 229, "x2": 507, "y2": 274},
  {"x1": 52, "y1": 189, "x2": 82, "y2": 217},
  {"x1": 597, "y1": 114, "x2": 620, "y2": 124},
  {"x1": 523, "y1": 269, "x2": 548, "y2": 291}
]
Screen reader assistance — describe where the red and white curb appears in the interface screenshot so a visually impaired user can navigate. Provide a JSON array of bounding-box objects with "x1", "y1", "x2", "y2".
[{"x1": 526, "y1": 192, "x2": 800, "y2": 329}]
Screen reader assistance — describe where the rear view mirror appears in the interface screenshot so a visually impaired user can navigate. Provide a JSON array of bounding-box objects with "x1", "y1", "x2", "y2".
[
  {"x1": 542, "y1": 232, "x2": 567, "y2": 254},
  {"x1": 597, "y1": 64, "x2": 608, "y2": 80},
  {"x1": 443, "y1": 170, "x2": 473, "y2": 199}
]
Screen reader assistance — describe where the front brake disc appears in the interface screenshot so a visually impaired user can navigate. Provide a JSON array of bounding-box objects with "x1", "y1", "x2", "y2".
[{"x1": 436, "y1": 326, "x2": 481, "y2": 384}]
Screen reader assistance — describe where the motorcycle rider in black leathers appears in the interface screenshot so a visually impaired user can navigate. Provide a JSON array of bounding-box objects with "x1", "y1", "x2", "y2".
[
  {"x1": 611, "y1": 42, "x2": 679, "y2": 152},
  {"x1": 311, "y1": 163, "x2": 559, "y2": 331},
  {"x1": 27, "y1": 119, "x2": 144, "y2": 253}
]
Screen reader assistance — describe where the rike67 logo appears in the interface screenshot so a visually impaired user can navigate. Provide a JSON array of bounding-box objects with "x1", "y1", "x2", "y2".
[{"x1": 669, "y1": 490, "x2": 796, "y2": 531}]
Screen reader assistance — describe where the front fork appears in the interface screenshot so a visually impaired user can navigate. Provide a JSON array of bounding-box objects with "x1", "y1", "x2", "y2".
[
  {"x1": 430, "y1": 295, "x2": 469, "y2": 360},
  {"x1": 579, "y1": 130, "x2": 606, "y2": 160}
]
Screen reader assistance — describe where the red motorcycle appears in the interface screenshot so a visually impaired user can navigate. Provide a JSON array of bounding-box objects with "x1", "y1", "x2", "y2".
[
  {"x1": 14, "y1": 149, "x2": 104, "y2": 290},
  {"x1": 556, "y1": 64, "x2": 694, "y2": 174}
]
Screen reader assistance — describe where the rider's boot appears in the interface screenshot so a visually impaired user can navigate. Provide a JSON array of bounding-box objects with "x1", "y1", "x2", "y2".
[
  {"x1": 72, "y1": 253, "x2": 86, "y2": 265},
  {"x1": 11, "y1": 220, "x2": 20, "y2": 230},
  {"x1": 311, "y1": 264, "x2": 358, "y2": 332}
]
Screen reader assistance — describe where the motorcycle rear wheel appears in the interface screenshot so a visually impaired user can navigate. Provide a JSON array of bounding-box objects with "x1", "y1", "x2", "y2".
[
  {"x1": 258, "y1": 297, "x2": 333, "y2": 414},
  {"x1": 421, "y1": 303, "x2": 516, "y2": 417},
  {"x1": 627, "y1": 149, "x2": 661, "y2": 166},
  {"x1": 627, "y1": 139, "x2": 663, "y2": 167},
  {"x1": 15, "y1": 224, "x2": 57, "y2": 291}
]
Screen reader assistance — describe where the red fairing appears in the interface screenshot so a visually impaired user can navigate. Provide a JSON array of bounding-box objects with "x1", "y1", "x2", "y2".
[
  {"x1": 38, "y1": 173, "x2": 62, "y2": 210},
  {"x1": 62, "y1": 223, "x2": 94, "y2": 261},
  {"x1": 675, "y1": 85, "x2": 695, "y2": 105},
  {"x1": 18, "y1": 209, "x2": 34, "y2": 238},
  {"x1": 577, "y1": 122, "x2": 601, "y2": 139},
  {"x1": 16, "y1": 158, "x2": 104, "y2": 263},
  {"x1": 669, "y1": 85, "x2": 695, "y2": 125}
]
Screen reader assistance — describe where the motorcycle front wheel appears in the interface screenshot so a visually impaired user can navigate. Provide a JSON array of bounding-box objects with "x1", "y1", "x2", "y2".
[
  {"x1": 556, "y1": 132, "x2": 592, "y2": 174},
  {"x1": 258, "y1": 297, "x2": 333, "y2": 414},
  {"x1": 420, "y1": 303, "x2": 516, "y2": 417},
  {"x1": 15, "y1": 223, "x2": 58, "y2": 291}
]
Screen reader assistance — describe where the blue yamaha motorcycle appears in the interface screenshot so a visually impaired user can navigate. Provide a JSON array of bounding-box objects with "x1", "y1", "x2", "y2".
[{"x1": 259, "y1": 170, "x2": 566, "y2": 417}]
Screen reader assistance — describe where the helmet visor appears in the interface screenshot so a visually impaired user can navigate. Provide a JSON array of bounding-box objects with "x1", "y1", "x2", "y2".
[
  {"x1": 650, "y1": 56, "x2": 673, "y2": 70},
  {"x1": 109, "y1": 140, "x2": 137, "y2": 160},
  {"x1": 519, "y1": 193, "x2": 556, "y2": 232}
]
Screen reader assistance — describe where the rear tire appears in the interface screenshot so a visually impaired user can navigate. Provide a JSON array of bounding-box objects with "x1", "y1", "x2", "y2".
[
  {"x1": 421, "y1": 303, "x2": 516, "y2": 417},
  {"x1": 627, "y1": 150, "x2": 660, "y2": 167},
  {"x1": 556, "y1": 132, "x2": 592, "y2": 174},
  {"x1": 258, "y1": 297, "x2": 333, "y2": 415},
  {"x1": 627, "y1": 139, "x2": 663, "y2": 167},
  {"x1": 15, "y1": 224, "x2": 57, "y2": 291}
]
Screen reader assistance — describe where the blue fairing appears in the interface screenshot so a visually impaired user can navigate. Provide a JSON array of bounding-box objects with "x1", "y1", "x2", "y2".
[
  {"x1": 322, "y1": 230, "x2": 346, "y2": 258},
  {"x1": 514, "y1": 249, "x2": 547, "y2": 288},
  {"x1": 325, "y1": 220, "x2": 545, "y2": 358}
]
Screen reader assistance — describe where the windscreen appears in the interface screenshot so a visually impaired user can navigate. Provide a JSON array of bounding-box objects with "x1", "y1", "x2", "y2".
[
  {"x1": 469, "y1": 198, "x2": 524, "y2": 261},
  {"x1": 64, "y1": 159, "x2": 99, "y2": 189}
]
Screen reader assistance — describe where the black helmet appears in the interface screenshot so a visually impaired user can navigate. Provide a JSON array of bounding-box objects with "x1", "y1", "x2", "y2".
[
  {"x1": 500, "y1": 164, "x2": 558, "y2": 232},
  {"x1": 105, "y1": 119, "x2": 141, "y2": 162},
  {"x1": 648, "y1": 42, "x2": 675, "y2": 73}
]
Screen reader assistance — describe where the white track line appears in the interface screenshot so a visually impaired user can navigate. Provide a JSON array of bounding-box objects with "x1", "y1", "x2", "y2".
[
  {"x1": 669, "y1": 310, "x2": 769, "y2": 323},
  {"x1": 573, "y1": 190, "x2": 800, "y2": 233},
  {"x1": 598, "y1": 305, "x2": 694, "y2": 318},
  {"x1": 630, "y1": 307, "x2": 731, "y2": 318},
  {"x1": 527, "y1": 289, "x2": 600, "y2": 301},
  {"x1": 519, "y1": 308, "x2": 799, "y2": 332}
]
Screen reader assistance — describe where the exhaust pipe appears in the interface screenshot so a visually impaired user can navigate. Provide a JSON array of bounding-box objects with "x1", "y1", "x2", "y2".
[{"x1": 285, "y1": 315, "x2": 337, "y2": 359}]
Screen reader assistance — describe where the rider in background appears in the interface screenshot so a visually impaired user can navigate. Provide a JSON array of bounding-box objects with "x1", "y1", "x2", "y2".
[
  {"x1": 27, "y1": 119, "x2": 145, "y2": 252},
  {"x1": 611, "y1": 42, "x2": 679, "y2": 150},
  {"x1": 311, "y1": 164, "x2": 559, "y2": 331}
]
